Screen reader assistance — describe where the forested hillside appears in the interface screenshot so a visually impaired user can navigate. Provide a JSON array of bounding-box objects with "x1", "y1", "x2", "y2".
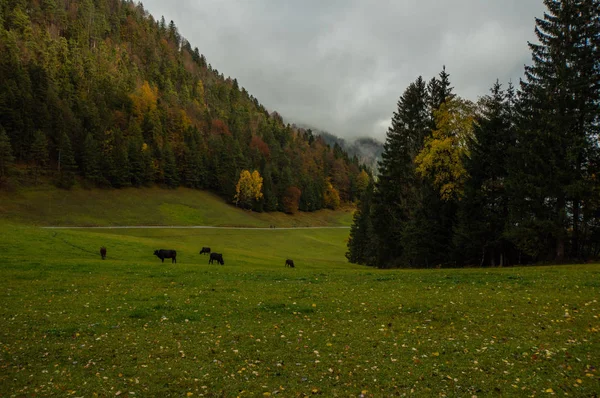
[
  {"x1": 348, "y1": 0, "x2": 600, "y2": 268},
  {"x1": 305, "y1": 129, "x2": 383, "y2": 174},
  {"x1": 0, "y1": 0, "x2": 369, "y2": 212}
]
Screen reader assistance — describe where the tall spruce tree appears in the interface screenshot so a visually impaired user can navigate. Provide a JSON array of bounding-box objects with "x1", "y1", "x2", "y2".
[
  {"x1": 369, "y1": 76, "x2": 430, "y2": 267},
  {"x1": 510, "y1": 0, "x2": 600, "y2": 261},
  {"x1": 30, "y1": 130, "x2": 49, "y2": 184},
  {"x1": 346, "y1": 182, "x2": 375, "y2": 265},
  {"x1": 0, "y1": 125, "x2": 15, "y2": 181},
  {"x1": 56, "y1": 131, "x2": 77, "y2": 189},
  {"x1": 400, "y1": 67, "x2": 458, "y2": 268},
  {"x1": 428, "y1": 65, "x2": 455, "y2": 116},
  {"x1": 81, "y1": 132, "x2": 101, "y2": 184},
  {"x1": 455, "y1": 81, "x2": 516, "y2": 266},
  {"x1": 162, "y1": 142, "x2": 179, "y2": 188}
]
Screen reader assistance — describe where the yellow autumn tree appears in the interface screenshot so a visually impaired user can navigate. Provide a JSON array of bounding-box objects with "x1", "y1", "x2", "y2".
[
  {"x1": 130, "y1": 81, "x2": 158, "y2": 122},
  {"x1": 235, "y1": 170, "x2": 264, "y2": 209},
  {"x1": 415, "y1": 97, "x2": 475, "y2": 200},
  {"x1": 324, "y1": 178, "x2": 341, "y2": 210}
]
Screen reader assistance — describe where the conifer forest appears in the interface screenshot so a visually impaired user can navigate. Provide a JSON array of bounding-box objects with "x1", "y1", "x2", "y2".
[
  {"x1": 0, "y1": 0, "x2": 369, "y2": 213},
  {"x1": 347, "y1": 0, "x2": 600, "y2": 267}
]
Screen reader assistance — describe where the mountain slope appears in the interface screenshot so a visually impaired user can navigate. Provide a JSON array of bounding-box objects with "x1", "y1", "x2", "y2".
[{"x1": 0, "y1": 0, "x2": 369, "y2": 211}]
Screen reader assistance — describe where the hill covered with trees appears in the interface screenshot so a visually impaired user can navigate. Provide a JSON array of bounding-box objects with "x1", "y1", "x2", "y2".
[
  {"x1": 347, "y1": 0, "x2": 600, "y2": 267},
  {"x1": 0, "y1": 0, "x2": 370, "y2": 213}
]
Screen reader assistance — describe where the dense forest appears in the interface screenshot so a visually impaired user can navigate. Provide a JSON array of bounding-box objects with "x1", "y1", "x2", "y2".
[
  {"x1": 347, "y1": 0, "x2": 600, "y2": 267},
  {"x1": 293, "y1": 126, "x2": 384, "y2": 174},
  {"x1": 0, "y1": 0, "x2": 370, "y2": 213}
]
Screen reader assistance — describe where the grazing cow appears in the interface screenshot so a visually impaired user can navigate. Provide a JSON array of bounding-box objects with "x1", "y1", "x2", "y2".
[
  {"x1": 285, "y1": 259, "x2": 295, "y2": 268},
  {"x1": 209, "y1": 252, "x2": 224, "y2": 265},
  {"x1": 100, "y1": 246, "x2": 107, "y2": 260},
  {"x1": 199, "y1": 247, "x2": 211, "y2": 255},
  {"x1": 154, "y1": 249, "x2": 177, "y2": 263}
]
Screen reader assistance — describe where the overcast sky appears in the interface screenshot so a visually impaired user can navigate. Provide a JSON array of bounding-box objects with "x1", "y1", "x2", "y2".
[{"x1": 139, "y1": 0, "x2": 546, "y2": 141}]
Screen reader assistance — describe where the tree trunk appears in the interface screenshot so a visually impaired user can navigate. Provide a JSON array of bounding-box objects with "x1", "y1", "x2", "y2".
[
  {"x1": 479, "y1": 247, "x2": 485, "y2": 267},
  {"x1": 556, "y1": 195, "x2": 566, "y2": 262},
  {"x1": 572, "y1": 198, "x2": 580, "y2": 260}
]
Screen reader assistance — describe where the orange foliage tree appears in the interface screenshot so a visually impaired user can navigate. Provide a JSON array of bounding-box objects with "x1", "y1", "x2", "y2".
[
  {"x1": 250, "y1": 135, "x2": 270, "y2": 158},
  {"x1": 282, "y1": 186, "x2": 302, "y2": 214},
  {"x1": 211, "y1": 119, "x2": 231, "y2": 136}
]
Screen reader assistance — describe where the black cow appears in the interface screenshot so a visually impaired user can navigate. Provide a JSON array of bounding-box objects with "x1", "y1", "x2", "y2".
[
  {"x1": 100, "y1": 246, "x2": 107, "y2": 260},
  {"x1": 154, "y1": 249, "x2": 177, "y2": 263},
  {"x1": 199, "y1": 247, "x2": 211, "y2": 255},
  {"x1": 285, "y1": 259, "x2": 295, "y2": 268},
  {"x1": 209, "y1": 252, "x2": 224, "y2": 265}
]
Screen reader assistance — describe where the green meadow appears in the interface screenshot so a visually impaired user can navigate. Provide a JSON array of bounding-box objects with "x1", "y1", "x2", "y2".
[{"x1": 0, "y1": 187, "x2": 599, "y2": 397}]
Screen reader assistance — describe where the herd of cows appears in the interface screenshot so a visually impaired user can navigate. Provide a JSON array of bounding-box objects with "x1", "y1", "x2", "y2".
[{"x1": 98, "y1": 246, "x2": 295, "y2": 268}]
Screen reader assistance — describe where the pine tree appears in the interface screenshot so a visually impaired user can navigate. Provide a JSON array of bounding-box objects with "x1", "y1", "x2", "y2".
[
  {"x1": 455, "y1": 81, "x2": 516, "y2": 266},
  {"x1": 30, "y1": 130, "x2": 49, "y2": 184},
  {"x1": 56, "y1": 131, "x2": 77, "y2": 189},
  {"x1": 181, "y1": 145, "x2": 204, "y2": 189},
  {"x1": 110, "y1": 132, "x2": 131, "y2": 188},
  {"x1": 162, "y1": 142, "x2": 179, "y2": 188},
  {"x1": 141, "y1": 143, "x2": 155, "y2": 187},
  {"x1": 370, "y1": 76, "x2": 430, "y2": 267},
  {"x1": 0, "y1": 125, "x2": 15, "y2": 181},
  {"x1": 261, "y1": 165, "x2": 278, "y2": 212},
  {"x1": 428, "y1": 65, "x2": 455, "y2": 113},
  {"x1": 397, "y1": 69, "x2": 458, "y2": 268},
  {"x1": 128, "y1": 139, "x2": 144, "y2": 187},
  {"x1": 511, "y1": 0, "x2": 600, "y2": 261},
  {"x1": 346, "y1": 182, "x2": 375, "y2": 265},
  {"x1": 81, "y1": 132, "x2": 101, "y2": 184}
]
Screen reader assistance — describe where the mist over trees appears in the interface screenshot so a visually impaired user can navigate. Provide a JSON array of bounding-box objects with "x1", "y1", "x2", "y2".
[
  {"x1": 0, "y1": 0, "x2": 370, "y2": 211},
  {"x1": 348, "y1": 0, "x2": 600, "y2": 267}
]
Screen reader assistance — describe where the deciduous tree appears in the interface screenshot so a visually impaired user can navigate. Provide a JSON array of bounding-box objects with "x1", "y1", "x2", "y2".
[
  {"x1": 415, "y1": 97, "x2": 475, "y2": 200},
  {"x1": 235, "y1": 169, "x2": 264, "y2": 209}
]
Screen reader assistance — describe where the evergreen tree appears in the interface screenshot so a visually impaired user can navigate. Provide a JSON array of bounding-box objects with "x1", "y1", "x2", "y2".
[
  {"x1": 56, "y1": 131, "x2": 77, "y2": 189},
  {"x1": 399, "y1": 66, "x2": 459, "y2": 268},
  {"x1": 0, "y1": 125, "x2": 15, "y2": 181},
  {"x1": 455, "y1": 81, "x2": 516, "y2": 266},
  {"x1": 401, "y1": 183, "x2": 456, "y2": 268},
  {"x1": 141, "y1": 143, "x2": 155, "y2": 187},
  {"x1": 128, "y1": 139, "x2": 144, "y2": 187},
  {"x1": 30, "y1": 129, "x2": 49, "y2": 184},
  {"x1": 510, "y1": 0, "x2": 600, "y2": 261},
  {"x1": 81, "y1": 132, "x2": 101, "y2": 184},
  {"x1": 181, "y1": 145, "x2": 204, "y2": 189},
  {"x1": 370, "y1": 76, "x2": 430, "y2": 267},
  {"x1": 346, "y1": 182, "x2": 375, "y2": 265},
  {"x1": 428, "y1": 65, "x2": 455, "y2": 113},
  {"x1": 162, "y1": 142, "x2": 179, "y2": 188},
  {"x1": 110, "y1": 132, "x2": 131, "y2": 188},
  {"x1": 261, "y1": 165, "x2": 278, "y2": 212}
]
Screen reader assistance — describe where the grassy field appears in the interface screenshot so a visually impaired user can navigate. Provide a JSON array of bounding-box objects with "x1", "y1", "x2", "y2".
[
  {"x1": 1, "y1": 222, "x2": 599, "y2": 397},
  {"x1": 1, "y1": 187, "x2": 599, "y2": 396},
  {"x1": 0, "y1": 184, "x2": 353, "y2": 227}
]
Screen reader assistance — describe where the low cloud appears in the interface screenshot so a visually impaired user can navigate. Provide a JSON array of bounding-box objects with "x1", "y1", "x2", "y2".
[{"x1": 140, "y1": 0, "x2": 546, "y2": 140}]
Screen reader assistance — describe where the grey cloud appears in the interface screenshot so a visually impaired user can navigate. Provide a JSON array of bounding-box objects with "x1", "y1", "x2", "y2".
[{"x1": 140, "y1": 0, "x2": 546, "y2": 140}]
